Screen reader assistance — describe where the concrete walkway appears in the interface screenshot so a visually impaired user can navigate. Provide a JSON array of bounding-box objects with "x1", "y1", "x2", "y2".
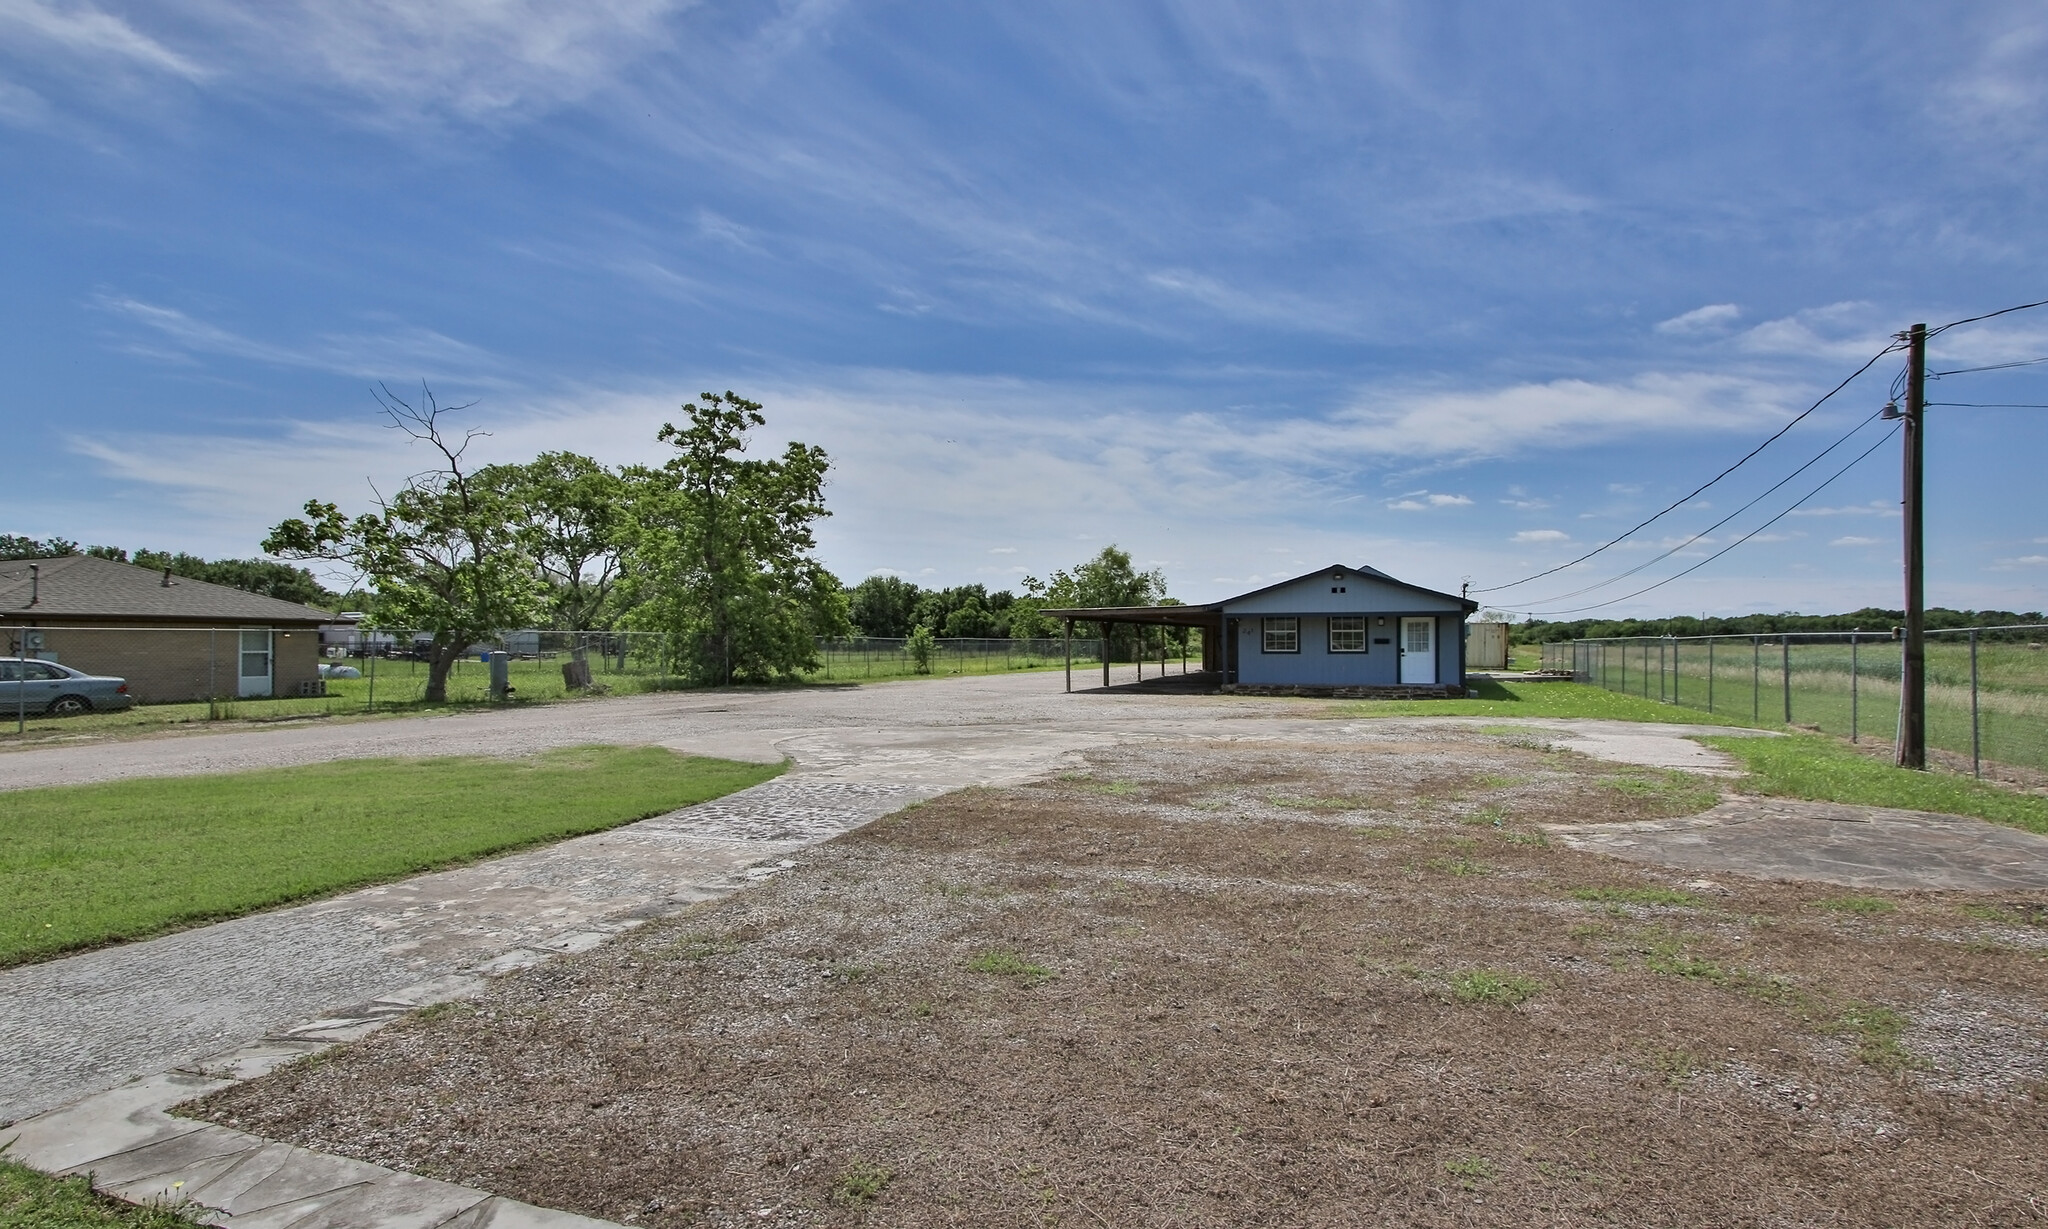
[{"x1": 6, "y1": 674, "x2": 2046, "y2": 1228}]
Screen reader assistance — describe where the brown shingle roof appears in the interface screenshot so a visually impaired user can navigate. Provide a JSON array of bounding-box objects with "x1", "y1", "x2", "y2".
[{"x1": 0, "y1": 555, "x2": 333, "y2": 624}]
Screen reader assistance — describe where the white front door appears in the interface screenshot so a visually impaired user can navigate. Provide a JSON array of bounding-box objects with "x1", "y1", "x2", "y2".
[
  {"x1": 238, "y1": 628, "x2": 274, "y2": 697},
  {"x1": 1399, "y1": 617, "x2": 1436, "y2": 684}
]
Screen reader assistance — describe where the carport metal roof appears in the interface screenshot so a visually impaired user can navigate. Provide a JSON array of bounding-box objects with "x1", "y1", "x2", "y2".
[{"x1": 1040, "y1": 603, "x2": 1219, "y2": 627}]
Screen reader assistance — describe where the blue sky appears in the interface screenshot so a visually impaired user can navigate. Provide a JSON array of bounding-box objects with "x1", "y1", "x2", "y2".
[{"x1": 2, "y1": 1, "x2": 2045, "y2": 616}]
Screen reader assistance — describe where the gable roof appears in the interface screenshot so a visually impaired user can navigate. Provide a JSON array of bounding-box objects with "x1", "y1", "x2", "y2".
[
  {"x1": 0, "y1": 555, "x2": 333, "y2": 624},
  {"x1": 1214, "y1": 563, "x2": 1476, "y2": 613},
  {"x1": 1042, "y1": 563, "x2": 1477, "y2": 621}
]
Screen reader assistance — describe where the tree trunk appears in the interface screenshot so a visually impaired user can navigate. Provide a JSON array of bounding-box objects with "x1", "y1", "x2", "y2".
[{"x1": 424, "y1": 640, "x2": 466, "y2": 703}]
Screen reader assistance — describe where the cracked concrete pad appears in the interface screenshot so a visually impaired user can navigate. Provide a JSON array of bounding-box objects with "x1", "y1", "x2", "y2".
[
  {"x1": 438, "y1": 1197, "x2": 625, "y2": 1229},
  {"x1": 3, "y1": 1071, "x2": 226, "y2": 1172},
  {"x1": 1547, "y1": 797, "x2": 2048, "y2": 891},
  {"x1": 1426, "y1": 718, "x2": 1780, "y2": 775}
]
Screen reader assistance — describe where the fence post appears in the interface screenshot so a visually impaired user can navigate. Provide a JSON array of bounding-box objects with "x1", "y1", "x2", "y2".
[
  {"x1": 1672, "y1": 640, "x2": 1679, "y2": 706},
  {"x1": 1850, "y1": 635, "x2": 1859, "y2": 743},
  {"x1": 1781, "y1": 635, "x2": 1792, "y2": 725},
  {"x1": 1707, "y1": 638, "x2": 1715, "y2": 713},
  {"x1": 1970, "y1": 629, "x2": 1981, "y2": 778},
  {"x1": 367, "y1": 645, "x2": 377, "y2": 713},
  {"x1": 1751, "y1": 636, "x2": 1760, "y2": 723}
]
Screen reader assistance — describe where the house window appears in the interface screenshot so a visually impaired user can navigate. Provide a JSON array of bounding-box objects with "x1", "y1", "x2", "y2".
[
  {"x1": 1328, "y1": 616, "x2": 1367, "y2": 652},
  {"x1": 1262, "y1": 617, "x2": 1299, "y2": 653}
]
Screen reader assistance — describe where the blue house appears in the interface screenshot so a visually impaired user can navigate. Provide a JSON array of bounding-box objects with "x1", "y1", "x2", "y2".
[{"x1": 1047, "y1": 563, "x2": 1478, "y2": 697}]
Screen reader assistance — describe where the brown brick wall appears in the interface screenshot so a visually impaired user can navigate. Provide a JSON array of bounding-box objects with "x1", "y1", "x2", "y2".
[{"x1": 9, "y1": 622, "x2": 325, "y2": 704}]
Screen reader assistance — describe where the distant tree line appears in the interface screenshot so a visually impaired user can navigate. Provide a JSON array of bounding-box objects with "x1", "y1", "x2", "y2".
[
  {"x1": 844, "y1": 545, "x2": 1174, "y2": 656},
  {"x1": 1510, "y1": 607, "x2": 2047, "y2": 644}
]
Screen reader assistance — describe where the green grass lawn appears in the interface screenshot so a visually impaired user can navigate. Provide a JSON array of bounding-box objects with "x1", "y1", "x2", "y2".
[
  {"x1": 1701, "y1": 733, "x2": 2048, "y2": 834},
  {"x1": 0, "y1": 746, "x2": 782, "y2": 967},
  {"x1": 0, "y1": 1157, "x2": 202, "y2": 1229},
  {"x1": 1333, "y1": 678, "x2": 1763, "y2": 725}
]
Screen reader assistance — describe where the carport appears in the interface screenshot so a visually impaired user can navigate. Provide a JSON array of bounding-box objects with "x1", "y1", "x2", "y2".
[{"x1": 1042, "y1": 602, "x2": 1224, "y2": 692}]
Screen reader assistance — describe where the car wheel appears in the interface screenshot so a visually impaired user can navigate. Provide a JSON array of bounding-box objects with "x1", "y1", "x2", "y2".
[{"x1": 47, "y1": 694, "x2": 93, "y2": 716}]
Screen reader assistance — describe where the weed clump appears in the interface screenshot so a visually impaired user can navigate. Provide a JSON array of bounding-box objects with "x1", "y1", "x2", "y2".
[
  {"x1": 965, "y1": 950, "x2": 1053, "y2": 983},
  {"x1": 833, "y1": 1160, "x2": 894, "y2": 1206},
  {"x1": 1450, "y1": 969, "x2": 1541, "y2": 1005}
]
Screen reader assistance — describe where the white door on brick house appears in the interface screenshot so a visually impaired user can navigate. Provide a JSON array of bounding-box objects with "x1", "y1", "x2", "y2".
[
  {"x1": 1399, "y1": 617, "x2": 1436, "y2": 685},
  {"x1": 238, "y1": 627, "x2": 273, "y2": 697}
]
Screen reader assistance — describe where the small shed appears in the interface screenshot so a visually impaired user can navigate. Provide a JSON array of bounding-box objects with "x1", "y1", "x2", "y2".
[
  {"x1": 1, "y1": 555, "x2": 332, "y2": 703},
  {"x1": 1466, "y1": 621, "x2": 1511, "y2": 671},
  {"x1": 1046, "y1": 563, "x2": 1479, "y2": 697}
]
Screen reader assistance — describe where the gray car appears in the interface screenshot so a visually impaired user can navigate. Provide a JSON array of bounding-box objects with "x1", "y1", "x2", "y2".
[{"x1": 0, "y1": 657, "x2": 137, "y2": 715}]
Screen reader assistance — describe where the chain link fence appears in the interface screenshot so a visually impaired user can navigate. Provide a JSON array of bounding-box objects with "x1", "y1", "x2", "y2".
[
  {"x1": 1542, "y1": 625, "x2": 2048, "y2": 777},
  {"x1": 809, "y1": 635, "x2": 1202, "y2": 680},
  {"x1": 3, "y1": 625, "x2": 1197, "y2": 737}
]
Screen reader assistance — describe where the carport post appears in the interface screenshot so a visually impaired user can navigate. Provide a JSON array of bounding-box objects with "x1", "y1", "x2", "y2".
[
  {"x1": 1064, "y1": 619, "x2": 1072, "y2": 693},
  {"x1": 207, "y1": 629, "x2": 217, "y2": 721},
  {"x1": 1102, "y1": 629, "x2": 1109, "y2": 688}
]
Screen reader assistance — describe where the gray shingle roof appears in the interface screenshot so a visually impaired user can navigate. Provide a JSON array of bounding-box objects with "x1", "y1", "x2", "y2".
[{"x1": 0, "y1": 556, "x2": 333, "y2": 624}]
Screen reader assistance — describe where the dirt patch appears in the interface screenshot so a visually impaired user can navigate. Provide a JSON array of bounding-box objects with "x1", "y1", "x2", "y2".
[{"x1": 187, "y1": 737, "x2": 2048, "y2": 1227}]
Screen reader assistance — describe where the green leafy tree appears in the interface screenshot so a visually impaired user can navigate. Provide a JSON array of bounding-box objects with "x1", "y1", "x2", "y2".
[
  {"x1": 263, "y1": 385, "x2": 540, "y2": 702},
  {"x1": 489, "y1": 451, "x2": 628, "y2": 629},
  {"x1": 128, "y1": 550, "x2": 338, "y2": 606},
  {"x1": 1, "y1": 535, "x2": 81, "y2": 559},
  {"x1": 906, "y1": 624, "x2": 936, "y2": 674},
  {"x1": 1025, "y1": 545, "x2": 1166, "y2": 660},
  {"x1": 621, "y1": 391, "x2": 849, "y2": 684},
  {"x1": 848, "y1": 574, "x2": 921, "y2": 637}
]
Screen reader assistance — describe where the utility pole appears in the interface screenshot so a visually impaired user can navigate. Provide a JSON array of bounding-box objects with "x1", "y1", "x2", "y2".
[{"x1": 1896, "y1": 322, "x2": 1927, "y2": 769}]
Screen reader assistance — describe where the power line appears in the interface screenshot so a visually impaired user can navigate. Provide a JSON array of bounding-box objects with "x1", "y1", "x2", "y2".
[
  {"x1": 1925, "y1": 297, "x2": 2048, "y2": 338},
  {"x1": 1501, "y1": 423, "x2": 1900, "y2": 618},
  {"x1": 1930, "y1": 355, "x2": 2048, "y2": 378},
  {"x1": 1502, "y1": 408, "x2": 1888, "y2": 607},
  {"x1": 1472, "y1": 337, "x2": 1905, "y2": 594}
]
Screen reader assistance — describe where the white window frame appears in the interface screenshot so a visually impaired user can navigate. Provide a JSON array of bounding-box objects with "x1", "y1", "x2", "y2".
[
  {"x1": 1328, "y1": 616, "x2": 1367, "y2": 653},
  {"x1": 1261, "y1": 617, "x2": 1300, "y2": 653}
]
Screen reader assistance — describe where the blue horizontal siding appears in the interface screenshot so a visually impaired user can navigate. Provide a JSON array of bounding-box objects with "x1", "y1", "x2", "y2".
[{"x1": 1230, "y1": 613, "x2": 1461, "y2": 687}]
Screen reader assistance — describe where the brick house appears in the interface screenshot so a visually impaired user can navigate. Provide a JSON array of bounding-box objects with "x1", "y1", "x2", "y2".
[{"x1": 0, "y1": 555, "x2": 331, "y2": 703}]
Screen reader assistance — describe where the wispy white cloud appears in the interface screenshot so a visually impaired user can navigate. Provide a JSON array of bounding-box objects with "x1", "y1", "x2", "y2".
[
  {"x1": 1388, "y1": 491, "x2": 1470, "y2": 510},
  {"x1": 1656, "y1": 303, "x2": 1739, "y2": 335},
  {"x1": 0, "y1": 0, "x2": 206, "y2": 79},
  {"x1": 1315, "y1": 372, "x2": 1787, "y2": 461},
  {"x1": 1737, "y1": 302, "x2": 1894, "y2": 362},
  {"x1": 1790, "y1": 501, "x2": 1898, "y2": 518},
  {"x1": 1990, "y1": 554, "x2": 2048, "y2": 570},
  {"x1": 93, "y1": 295, "x2": 516, "y2": 387},
  {"x1": 1829, "y1": 536, "x2": 1880, "y2": 547},
  {"x1": 1512, "y1": 529, "x2": 1568, "y2": 543}
]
